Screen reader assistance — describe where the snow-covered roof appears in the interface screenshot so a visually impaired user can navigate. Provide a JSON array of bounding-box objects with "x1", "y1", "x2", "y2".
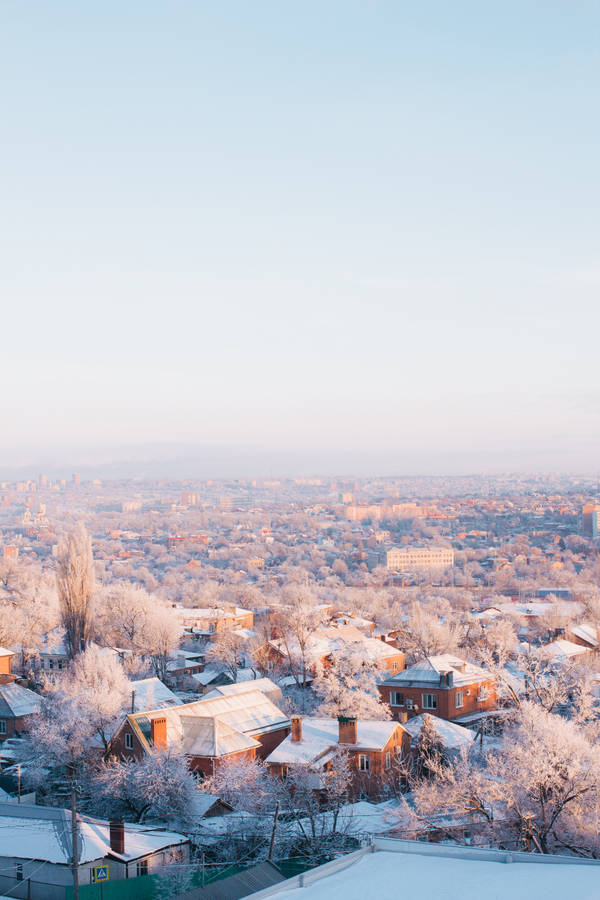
[
  {"x1": 266, "y1": 717, "x2": 403, "y2": 766},
  {"x1": 181, "y1": 716, "x2": 259, "y2": 757},
  {"x1": 0, "y1": 683, "x2": 42, "y2": 718},
  {"x1": 382, "y1": 655, "x2": 491, "y2": 687},
  {"x1": 401, "y1": 714, "x2": 475, "y2": 751},
  {"x1": 538, "y1": 639, "x2": 590, "y2": 663},
  {"x1": 127, "y1": 677, "x2": 182, "y2": 711},
  {"x1": 126, "y1": 688, "x2": 290, "y2": 757},
  {"x1": 261, "y1": 843, "x2": 600, "y2": 899},
  {"x1": 0, "y1": 802, "x2": 187, "y2": 865},
  {"x1": 0, "y1": 647, "x2": 14, "y2": 658},
  {"x1": 498, "y1": 601, "x2": 583, "y2": 619},
  {"x1": 203, "y1": 677, "x2": 283, "y2": 706},
  {"x1": 570, "y1": 623, "x2": 598, "y2": 647}
]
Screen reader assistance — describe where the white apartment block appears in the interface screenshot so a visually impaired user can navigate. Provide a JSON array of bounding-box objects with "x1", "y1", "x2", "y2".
[{"x1": 386, "y1": 546, "x2": 454, "y2": 571}]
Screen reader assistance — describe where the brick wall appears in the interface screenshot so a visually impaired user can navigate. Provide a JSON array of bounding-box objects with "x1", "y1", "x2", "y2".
[{"x1": 378, "y1": 680, "x2": 497, "y2": 721}]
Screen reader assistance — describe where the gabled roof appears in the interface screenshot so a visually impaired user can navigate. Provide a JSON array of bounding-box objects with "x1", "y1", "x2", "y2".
[
  {"x1": 181, "y1": 716, "x2": 259, "y2": 757},
  {"x1": 401, "y1": 714, "x2": 475, "y2": 751},
  {"x1": 0, "y1": 802, "x2": 187, "y2": 865},
  {"x1": 203, "y1": 677, "x2": 283, "y2": 706},
  {"x1": 0, "y1": 683, "x2": 42, "y2": 718},
  {"x1": 381, "y1": 655, "x2": 491, "y2": 688},
  {"x1": 122, "y1": 688, "x2": 290, "y2": 759},
  {"x1": 570, "y1": 623, "x2": 598, "y2": 647},
  {"x1": 127, "y1": 677, "x2": 181, "y2": 712},
  {"x1": 266, "y1": 718, "x2": 403, "y2": 766}
]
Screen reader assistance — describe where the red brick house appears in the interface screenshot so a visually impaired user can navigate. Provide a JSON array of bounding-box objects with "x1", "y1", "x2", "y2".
[
  {"x1": 109, "y1": 680, "x2": 290, "y2": 777},
  {"x1": 379, "y1": 655, "x2": 497, "y2": 722},
  {"x1": 266, "y1": 715, "x2": 410, "y2": 797},
  {"x1": 0, "y1": 682, "x2": 43, "y2": 741}
]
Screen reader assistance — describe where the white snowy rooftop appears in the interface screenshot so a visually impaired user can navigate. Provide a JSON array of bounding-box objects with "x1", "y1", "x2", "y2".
[
  {"x1": 538, "y1": 639, "x2": 590, "y2": 663},
  {"x1": 267, "y1": 717, "x2": 403, "y2": 766},
  {"x1": 0, "y1": 803, "x2": 187, "y2": 865},
  {"x1": 382, "y1": 655, "x2": 491, "y2": 687},
  {"x1": 261, "y1": 841, "x2": 600, "y2": 900},
  {"x1": 0, "y1": 683, "x2": 42, "y2": 718},
  {"x1": 127, "y1": 677, "x2": 182, "y2": 711},
  {"x1": 570, "y1": 623, "x2": 598, "y2": 647},
  {"x1": 401, "y1": 714, "x2": 475, "y2": 751},
  {"x1": 203, "y1": 677, "x2": 283, "y2": 706}
]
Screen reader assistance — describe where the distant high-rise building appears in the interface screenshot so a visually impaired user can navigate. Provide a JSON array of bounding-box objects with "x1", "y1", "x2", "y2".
[
  {"x1": 39, "y1": 473, "x2": 47, "y2": 488},
  {"x1": 72, "y1": 473, "x2": 81, "y2": 486},
  {"x1": 582, "y1": 503, "x2": 600, "y2": 539}
]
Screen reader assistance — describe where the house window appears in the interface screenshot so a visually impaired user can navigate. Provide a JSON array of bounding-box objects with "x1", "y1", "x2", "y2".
[
  {"x1": 455, "y1": 692, "x2": 464, "y2": 709},
  {"x1": 0, "y1": 720, "x2": 6, "y2": 735},
  {"x1": 477, "y1": 686, "x2": 489, "y2": 702},
  {"x1": 49, "y1": 660, "x2": 54, "y2": 670},
  {"x1": 15, "y1": 864, "x2": 23, "y2": 882},
  {"x1": 136, "y1": 860, "x2": 149, "y2": 877},
  {"x1": 390, "y1": 692, "x2": 404, "y2": 707},
  {"x1": 58, "y1": 660, "x2": 64, "y2": 670},
  {"x1": 125, "y1": 733, "x2": 134, "y2": 750},
  {"x1": 422, "y1": 694, "x2": 437, "y2": 710},
  {"x1": 359, "y1": 754, "x2": 370, "y2": 772},
  {"x1": 385, "y1": 751, "x2": 391, "y2": 770}
]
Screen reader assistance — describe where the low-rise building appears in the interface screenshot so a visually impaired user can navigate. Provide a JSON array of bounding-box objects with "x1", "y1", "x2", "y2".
[
  {"x1": 379, "y1": 655, "x2": 496, "y2": 721},
  {"x1": 0, "y1": 802, "x2": 189, "y2": 900},
  {"x1": 110, "y1": 680, "x2": 290, "y2": 777},
  {"x1": 266, "y1": 715, "x2": 410, "y2": 797}
]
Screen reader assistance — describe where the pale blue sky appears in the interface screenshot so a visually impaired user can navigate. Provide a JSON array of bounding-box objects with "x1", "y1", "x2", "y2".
[{"x1": 1, "y1": 1, "x2": 599, "y2": 473}]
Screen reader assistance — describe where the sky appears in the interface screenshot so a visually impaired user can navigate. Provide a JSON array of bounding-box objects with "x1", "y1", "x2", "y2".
[{"x1": 1, "y1": 1, "x2": 599, "y2": 476}]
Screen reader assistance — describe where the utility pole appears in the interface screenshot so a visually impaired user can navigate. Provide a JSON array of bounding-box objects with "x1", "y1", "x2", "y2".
[
  {"x1": 71, "y1": 772, "x2": 79, "y2": 900},
  {"x1": 268, "y1": 802, "x2": 280, "y2": 861}
]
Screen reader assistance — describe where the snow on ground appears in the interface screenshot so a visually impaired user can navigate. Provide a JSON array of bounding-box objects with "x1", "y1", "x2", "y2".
[{"x1": 271, "y1": 850, "x2": 600, "y2": 900}]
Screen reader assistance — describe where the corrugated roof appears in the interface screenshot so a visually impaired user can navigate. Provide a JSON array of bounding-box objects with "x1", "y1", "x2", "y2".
[{"x1": 0, "y1": 683, "x2": 42, "y2": 718}]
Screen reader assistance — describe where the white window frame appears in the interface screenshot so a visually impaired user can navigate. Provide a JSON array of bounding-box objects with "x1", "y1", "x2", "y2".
[
  {"x1": 421, "y1": 693, "x2": 437, "y2": 710},
  {"x1": 455, "y1": 691, "x2": 464, "y2": 709},
  {"x1": 0, "y1": 720, "x2": 6, "y2": 735},
  {"x1": 125, "y1": 733, "x2": 134, "y2": 750},
  {"x1": 385, "y1": 751, "x2": 391, "y2": 770},
  {"x1": 359, "y1": 754, "x2": 370, "y2": 772},
  {"x1": 390, "y1": 691, "x2": 404, "y2": 707}
]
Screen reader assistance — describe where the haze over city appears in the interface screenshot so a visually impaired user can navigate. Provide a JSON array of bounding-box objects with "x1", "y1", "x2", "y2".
[
  {"x1": 2, "y1": 1, "x2": 599, "y2": 475},
  {"x1": 2, "y1": 6, "x2": 600, "y2": 899}
]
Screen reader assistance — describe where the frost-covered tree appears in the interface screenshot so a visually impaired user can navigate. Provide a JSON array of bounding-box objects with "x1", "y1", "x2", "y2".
[
  {"x1": 69, "y1": 645, "x2": 130, "y2": 749},
  {"x1": 271, "y1": 587, "x2": 326, "y2": 689},
  {"x1": 202, "y1": 755, "x2": 271, "y2": 813},
  {"x1": 57, "y1": 526, "x2": 95, "y2": 658},
  {"x1": 312, "y1": 646, "x2": 390, "y2": 720},
  {"x1": 392, "y1": 601, "x2": 463, "y2": 662},
  {"x1": 87, "y1": 750, "x2": 196, "y2": 826},
  {"x1": 410, "y1": 703, "x2": 600, "y2": 856},
  {"x1": 204, "y1": 630, "x2": 246, "y2": 682},
  {"x1": 414, "y1": 714, "x2": 444, "y2": 777}
]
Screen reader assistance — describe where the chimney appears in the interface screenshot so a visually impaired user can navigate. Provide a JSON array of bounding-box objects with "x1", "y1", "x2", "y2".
[
  {"x1": 338, "y1": 716, "x2": 358, "y2": 745},
  {"x1": 151, "y1": 716, "x2": 167, "y2": 751},
  {"x1": 130, "y1": 690, "x2": 136, "y2": 714},
  {"x1": 109, "y1": 820, "x2": 125, "y2": 855},
  {"x1": 291, "y1": 716, "x2": 302, "y2": 742}
]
